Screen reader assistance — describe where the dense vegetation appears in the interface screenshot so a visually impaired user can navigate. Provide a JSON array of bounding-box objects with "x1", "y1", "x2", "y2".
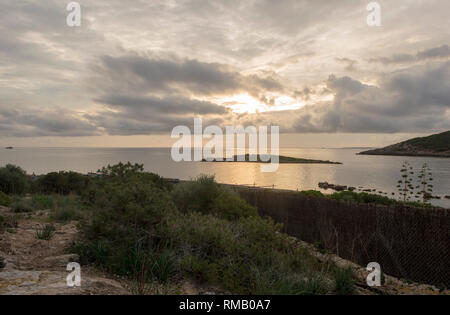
[
  {"x1": 0, "y1": 164, "x2": 28, "y2": 195},
  {"x1": 300, "y1": 190, "x2": 439, "y2": 208},
  {"x1": 7, "y1": 161, "x2": 442, "y2": 293},
  {"x1": 72, "y1": 164, "x2": 342, "y2": 294},
  {"x1": 0, "y1": 162, "x2": 359, "y2": 295}
]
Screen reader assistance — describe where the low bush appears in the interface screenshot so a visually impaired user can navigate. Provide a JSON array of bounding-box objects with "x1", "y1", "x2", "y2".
[
  {"x1": 73, "y1": 163, "x2": 178, "y2": 280},
  {"x1": 72, "y1": 163, "x2": 345, "y2": 295},
  {"x1": 50, "y1": 195, "x2": 83, "y2": 223},
  {"x1": 171, "y1": 175, "x2": 257, "y2": 220},
  {"x1": 12, "y1": 199, "x2": 34, "y2": 213},
  {"x1": 329, "y1": 191, "x2": 439, "y2": 208},
  {"x1": 299, "y1": 190, "x2": 324, "y2": 198},
  {"x1": 35, "y1": 171, "x2": 91, "y2": 195},
  {"x1": 333, "y1": 267, "x2": 356, "y2": 295},
  {"x1": 0, "y1": 164, "x2": 28, "y2": 195},
  {"x1": 164, "y1": 211, "x2": 326, "y2": 294},
  {"x1": 31, "y1": 194, "x2": 54, "y2": 209},
  {"x1": 0, "y1": 191, "x2": 11, "y2": 207},
  {"x1": 35, "y1": 223, "x2": 56, "y2": 240},
  {"x1": 329, "y1": 191, "x2": 395, "y2": 205}
]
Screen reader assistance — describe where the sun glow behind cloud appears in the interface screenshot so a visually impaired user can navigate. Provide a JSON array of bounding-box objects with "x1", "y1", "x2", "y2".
[{"x1": 211, "y1": 93, "x2": 305, "y2": 114}]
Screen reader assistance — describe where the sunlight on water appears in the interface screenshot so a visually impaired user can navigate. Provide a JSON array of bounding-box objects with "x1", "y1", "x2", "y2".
[{"x1": 1, "y1": 147, "x2": 449, "y2": 208}]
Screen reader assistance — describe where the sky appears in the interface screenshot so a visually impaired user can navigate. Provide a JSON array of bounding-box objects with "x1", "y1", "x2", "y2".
[{"x1": 0, "y1": 0, "x2": 449, "y2": 148}]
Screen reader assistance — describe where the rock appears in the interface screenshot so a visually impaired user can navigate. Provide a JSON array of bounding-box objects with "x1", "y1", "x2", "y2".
[
  {"x1": 318, "y1": 182, "x2": 330, "y2": 189},
  {"x1": 334, "y1": 185, "x2": 347, "y2": 191},
  {"x1": 348, "y1": 187, "x2": 356, "y2": 191}
]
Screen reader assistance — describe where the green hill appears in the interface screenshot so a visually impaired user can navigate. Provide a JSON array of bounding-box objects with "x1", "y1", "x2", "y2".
[{"x1": 359, "y1": 131, "x2": 450, "y2": 157}]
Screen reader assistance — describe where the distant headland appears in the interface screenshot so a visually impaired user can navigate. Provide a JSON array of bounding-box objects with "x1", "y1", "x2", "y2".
[
  {"x1": 202, "y1": 154, "x2": 342, "y2": 164},
  {"x1": 359, "y1": 131, "x2": 450, "y2": 158}
]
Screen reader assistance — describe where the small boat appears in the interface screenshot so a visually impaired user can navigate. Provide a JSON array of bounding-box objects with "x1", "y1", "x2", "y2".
[{"x1": 5, "y1": 147, "x2": 13, "y2": 149}]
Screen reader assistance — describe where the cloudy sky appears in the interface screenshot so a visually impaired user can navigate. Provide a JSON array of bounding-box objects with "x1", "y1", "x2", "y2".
[{"x1": 0, "y1": 0, "x2": 449, "y2": 147}]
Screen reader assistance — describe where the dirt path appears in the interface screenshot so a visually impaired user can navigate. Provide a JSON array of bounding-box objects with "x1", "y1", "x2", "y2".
[{"x1": 0, "y1": 206, "x2": 129, "y2": 295}]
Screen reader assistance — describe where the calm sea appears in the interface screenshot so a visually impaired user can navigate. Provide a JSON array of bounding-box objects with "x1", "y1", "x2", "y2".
[{"x1": 1, "y1": 147, "x2": 449, "y2": 208}]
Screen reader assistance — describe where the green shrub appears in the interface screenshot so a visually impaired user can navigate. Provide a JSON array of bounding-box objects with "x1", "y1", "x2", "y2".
[
  {"x1": 35, "y1": 224, "x2": 56, "y2": 240},
  {"x1": 0, "y1": 191, "x2": 11, "y2": 207},
  {"x1": 330, "y1": 191, "x2": 395, "y2": 206},
  {"x1": 333, "y1": 267, "x2": 356, "y2": 295},
  {"x1": 171, "y1": 175, "x2": 257, "y2": 220},
  {"x1": 13, "y1": 200, "x2": 33, "y2": 213},
  {"x1": 163, "y1": 211, "x2": 325, "y2": 294},
  {"x1": 35, "y1": 171, "x2": 91, "y2": 195},
  {"x1": 31, "y1": 195, "x2": 54, "y2": 209},
  {"x1": 50, "y1": 195, "x2": 83, "y2": 223},
  {"x1": 73, "y1": 164, "x2": 177, "y2": 280},
  {"x1": 73, "y1": 163, "x2": 338, "y2": 295},
  {"x1": 299, "y1": 190, "x2": 324, "y2": 198},
  {"x1": 328, "y1": 191, "x2": 439, "y2": 209},
  {"x1": 252, "y1": 268, "x2": 330, "y2": 295},
  {"x1": 0, "y1": 164, "x2": 28, "y2": 195}
]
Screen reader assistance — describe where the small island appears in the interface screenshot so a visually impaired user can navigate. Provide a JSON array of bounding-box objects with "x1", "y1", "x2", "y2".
[
  {"x1": 202, "y1": 154, "x2": 342, "y2": 164},
  {"x1": 359, "y1": 131, "x2": 450, "y2": 158}
]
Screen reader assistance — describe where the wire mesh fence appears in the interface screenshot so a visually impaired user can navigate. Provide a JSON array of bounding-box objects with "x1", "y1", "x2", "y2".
[{"x1": 236, "y1": 186, "x2": 450, "y2": 288}]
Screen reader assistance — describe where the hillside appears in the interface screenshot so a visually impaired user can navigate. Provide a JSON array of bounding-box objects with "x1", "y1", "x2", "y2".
[{"x1": 359, "y1": 131, "x2": 450, "y2": 157}]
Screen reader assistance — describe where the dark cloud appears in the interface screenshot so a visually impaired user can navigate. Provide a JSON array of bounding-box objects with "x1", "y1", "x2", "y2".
[
  {"x1": 85, "y1": 111, "x2": 226, "y2": 136},
  {"x1": 82, "y1": 54, "x2": 286, "y2": 135},
  {"x1": 92, "y1": 55, "x2": 284, "y2": 98},
  {"x1": 1, "y1": 0, "x2": 449, "y2": 139},
  {"x1": 370, "y1": 45, "x2": 450, "y2": 65},
  {"x1": 97, "y1": 56, "x2": 241, "y2": 96},
  {"x1": 335, "y1": 58, "x2": 358, "y2": 71},
  {"x1": 0, "y1": 106, "x2": 100, "y2": 137},
  {"x1": 292, "y1": 61, "x2": 450, "y2": 133},
  {"x1": 96, "y1": 95, "x2": 228, "y2": 116}
]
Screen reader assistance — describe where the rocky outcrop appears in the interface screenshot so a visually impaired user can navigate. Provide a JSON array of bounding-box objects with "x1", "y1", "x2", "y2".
[{"x1": 318, "y1": 182, "x2": 354, "y2": 192}]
